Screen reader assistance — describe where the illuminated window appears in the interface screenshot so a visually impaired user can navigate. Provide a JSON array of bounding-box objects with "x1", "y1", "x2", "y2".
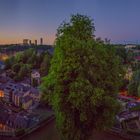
[{"x1": 0, "y1": 90, "x2": 4, "y2": 97}]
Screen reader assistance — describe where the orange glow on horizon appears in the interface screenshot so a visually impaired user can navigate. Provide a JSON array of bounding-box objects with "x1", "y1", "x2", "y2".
[{"x1": 0, "y1": 34, "x2": 56, "y2": 45}]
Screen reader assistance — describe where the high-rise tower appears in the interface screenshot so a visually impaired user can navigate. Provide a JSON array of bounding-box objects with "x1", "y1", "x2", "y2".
[
  {"x1": 40, "y1": 38, "x2": 43, "y2": 45},
  {"x1": 29, "y1": 40, "x2": 32, "y2": 45},
  {"x1": 23, "y1": 39, "x2": 29, "y2": 45},
  {"x1": 35, "y1": 40, "x2": 37, "y2": 45}
]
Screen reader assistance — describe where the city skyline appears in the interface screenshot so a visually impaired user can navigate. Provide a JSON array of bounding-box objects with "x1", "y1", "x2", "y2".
[{"x1": 1, "y1": 0, "x2": 140, "y2": 44}]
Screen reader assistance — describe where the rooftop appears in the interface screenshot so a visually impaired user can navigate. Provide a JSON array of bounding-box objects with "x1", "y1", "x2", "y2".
[{"x1": 22, "y1": 96, "x2": 32, "y2": 103}]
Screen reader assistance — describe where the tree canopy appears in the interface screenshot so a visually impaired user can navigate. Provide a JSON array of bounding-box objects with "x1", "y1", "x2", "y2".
[
  {"x1": 40, "y1": 52, "x2": 52, "y2": 76},
  {"x1": 41, "y1": 14, "x2": 123, "y2": 140},
  {"x1": 5, "y1": 48, "x2": 52, "y2": 81},
  {"x1": 128, "y1": 70, "x2": 140, "y2": 97}
]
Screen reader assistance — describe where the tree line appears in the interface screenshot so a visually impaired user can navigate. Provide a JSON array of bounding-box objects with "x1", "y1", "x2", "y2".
[{"x1": 5, "y1": 48, "x2": 52, "y2": 82}]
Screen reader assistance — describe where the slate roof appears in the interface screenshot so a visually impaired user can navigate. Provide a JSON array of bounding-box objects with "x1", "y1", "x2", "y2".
[{"x1": 14, "y1": 115, "x2": 29, "y2": 129}]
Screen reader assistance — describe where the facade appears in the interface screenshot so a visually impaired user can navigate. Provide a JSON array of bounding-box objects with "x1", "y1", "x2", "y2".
[
  {"x1": 0, "y1": 77, "x2": 8, "y2": 99},
  {"x1": 11, "y1": 84, "x2": 41, "y2": 109},
  {"x1": 4, "y1": 84, "x2": 15, "y2": 102},
  {"x1": 22, "y1": 38, "x2": 46, "y2": 46},
  {"x1": 12, "y1": 85, "x2": 30, "y2": 107},
  {"x1": 22, "y1": 96, "x2": 33, "y2": 109},
  {"x1": 3, "y1": 83, "x2": 23, "y2": 102},
  {"x1": 31, "y1": 70, "x2": 41, "y2": 87},
  {"x1": 5, "y1": 112, "x2": 39, "y2": 129},
  {"x1": 0, "y1": 75, "x2": 41, "y2": 109},
  {"x1": 12, "y1": 92, "x2": 21, "y2": 107}
]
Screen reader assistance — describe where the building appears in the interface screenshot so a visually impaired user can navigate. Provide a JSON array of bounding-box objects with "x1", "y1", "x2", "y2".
[
  {"x1": 31, "y1": 70, "x2": 41, "y2": 87},
  {"x1": 12, "y1": 85, "x2": 30, "y2": 107},
  {"x1": 1, "y1": 78, "x2": 41, "y2": 109},
  {"x1": 125, "y1": 67, "x2": 133, "y2": 81},
  {"x1": 125, "y1": 44, "x2": 136, "y2": 50},
  {"x1": 40, "y1": 38, "x2": 43, "y2": 45},
  {"x1": 23, "y1": 39, "x2": 29, "y2": 45},
  {"x1": 0, "y1": 85, "x2": 4, "y2": 98},
  {"x1": 12, "y1": 91, "x2": 21, "y2": 107},
  {"x1": 132, "y1": 50, "x2": 140, "y2": 56},
  {"x1": 12, "y1": 91, "x2": 27, "y2": 107},
  {"x1": 35, "y1": 40, "x2": 37, "y2": 45},
  {"x1": 3, "y1": 82, "x2": 23, "y2": 102},
  {"x1": 4, "y1": 83, "x2": 16, "y2": 102},
  {"x1": 21, "y1": 96, "x2": 33, "y2": 109},
  {"x1": 13, "y1": 115, "x2": 29, "y2": 129},
  {"x1": 12, "y1": 87, "x2": 40, "y2": 109},
  {"x1": 30, "y1": 88, "x2": 41, "y2": 102},
  {"x1": 29, "y1": 40, "x2": 32, "y2": 45}
]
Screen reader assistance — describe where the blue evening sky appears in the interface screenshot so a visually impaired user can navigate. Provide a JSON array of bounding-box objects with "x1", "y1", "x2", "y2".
[{"x1": 0, "y1": 0, "x2": 140, "y2": 44}]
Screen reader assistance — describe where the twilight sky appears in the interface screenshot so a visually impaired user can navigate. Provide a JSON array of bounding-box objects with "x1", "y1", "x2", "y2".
[{"x1": 0, "y1": 0, "x2": 140, "y2": 45}]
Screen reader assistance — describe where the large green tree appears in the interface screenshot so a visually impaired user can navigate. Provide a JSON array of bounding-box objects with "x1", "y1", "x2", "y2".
[
  {"x1": 114, "y1": 45, "x2": 127, "y2": 64},
  {"x1": 40, "y1": 52, "x2": 51, "y2": 76},
  {"x1": 12, "y1": 63, "x2": 21, "y2": 73},
  {"x1": 18, "y1": 64, "x2": 31, "y2": 79},
  {"x1": 41, "y1": 14, "x2": 123, "y2": 140}
]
